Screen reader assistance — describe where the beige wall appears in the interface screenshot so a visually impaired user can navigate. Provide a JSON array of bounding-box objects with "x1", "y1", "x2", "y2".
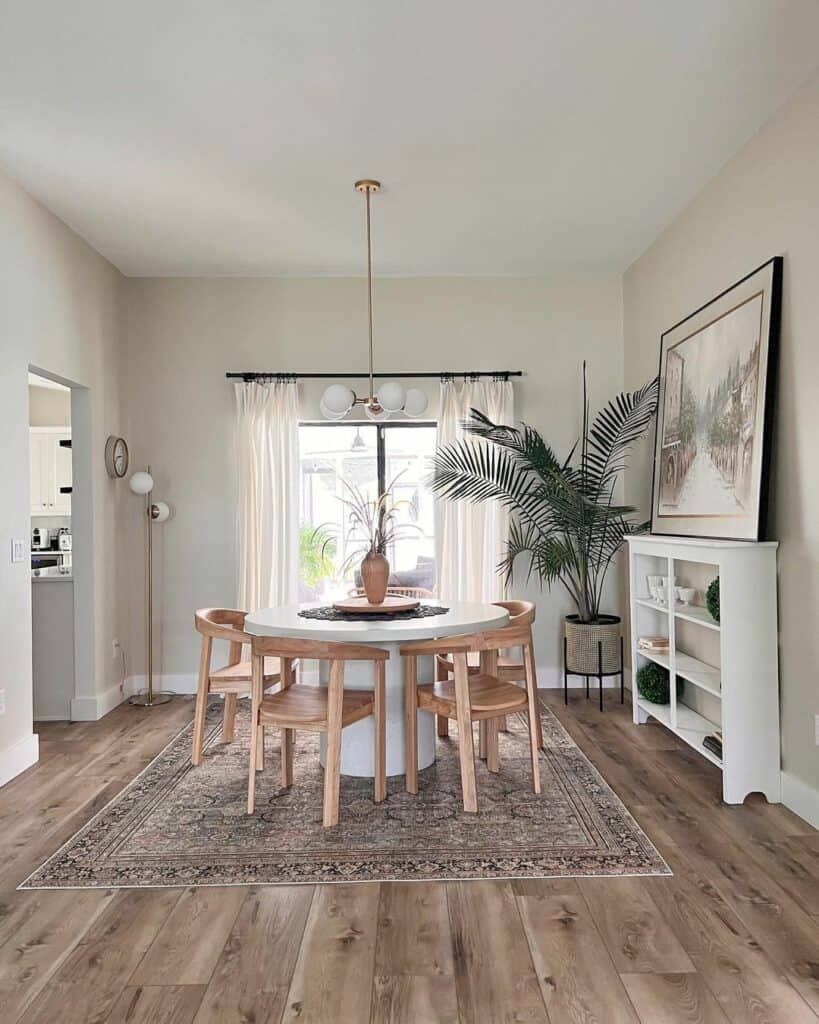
[
  {"x1": 0, "y1": 167, "x2": 123, "y2": 777},
  {"x1": 29, "y1": 384, "x2": 71, "y2": 427},
  {"x1": 623, "y1": 73, "x2": 819, "y2": 802},
  {"x1": 122, "y1": 274, "x2": 624, "y2": 686}
]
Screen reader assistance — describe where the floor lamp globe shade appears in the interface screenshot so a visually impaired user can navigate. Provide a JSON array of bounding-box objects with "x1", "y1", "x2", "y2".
[
  {"x1": 321, "y1": 384, "x2": 354, "y2": 416},
  {"x1": 151, "y1": 501, "x2": 171, "y2": 523},
  {"x1": 129, "y1": 471, "x2": 154, "y2": 495},
  {"x1": 403, "y1": 387, "x2": 428, "y2": 417},
  {"x1": 376, "y1": 381, "x2": 406, "y2": 413},
  {"x1": 319, "y1": 399, "x2": 347, "y2": 421}
]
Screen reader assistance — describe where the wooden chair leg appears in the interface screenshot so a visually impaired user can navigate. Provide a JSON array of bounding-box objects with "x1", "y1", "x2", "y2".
[
  {"x1": 323, "y1": 661, "x2": 344, "y2": 827},
  {"x1": 280, "y1": 657, "x2": 294, "y2": 787},
  {"x1": 221, "y1": 640, "x2": 242, "y2": 746},
  {"x1": 405, "y1": 655, "x2": 419, "y2": 794},
  {"x1": 191, "y1": 636, "x2": 212, "y2": 766},
  {"x1": 281, "y1": 729, "x2": 293, "y2": 787},
  {"x1": 247, "y1": 654, "x2": 262, "y2": 814},
  {"x1": 435, "y1": 658, "x2": 449, "y2": 737},
  {"x1": 374, "y1": 661, "x2": 386, "y2": 803},
  {"x1": 478, "y1": 648, "x2": 497, "y2": 760},
  {"x1": 498, "y1": 651, "x2": 511, "y2": 733},
  {"x1": 485, "y1": 717, "x2": 500, "y2": 773},
  {"x1": 255, "y1": 725, "x2": 265, "y2": 771},
  {"x1": 222, "y1": 692, "x2": 237, "y2": 743},
  {"x1": 523, "y1": 640, "x2": 544, "y2": 749},
  {"x1": 453, "y1": 652, "x2": 478, "y2": 813},
  {"x1": 523, "y1": 641, "x2": 542, "y2": 794}
]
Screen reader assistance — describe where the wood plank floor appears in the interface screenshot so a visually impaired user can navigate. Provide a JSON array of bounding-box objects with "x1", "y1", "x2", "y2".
[{"x1": 0, "y1": 691, "x2": 816, "y2": 1023}]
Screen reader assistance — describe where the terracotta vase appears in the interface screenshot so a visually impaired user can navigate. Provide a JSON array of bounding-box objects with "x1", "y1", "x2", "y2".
[{"x1": 360, "y1": 552, "x2": 390, "y2": 604}]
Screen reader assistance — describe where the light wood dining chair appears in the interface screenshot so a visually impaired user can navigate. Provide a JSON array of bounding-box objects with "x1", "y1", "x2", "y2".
[
  {"x1": 402, "y1": 623, "x2": 541, "y2": 813},
  {"x1": 435, "y1": 600, "x2": 542, "y2": 750},
  {"x1": 192, "y1": 608, "x2": 292, "y2": 766},
  {"x1": 247, "y1": 636, "x2": 388, "y2": 827},
  {"x1": 351, "y1": 585, "x2": 435, "y2": 600}
]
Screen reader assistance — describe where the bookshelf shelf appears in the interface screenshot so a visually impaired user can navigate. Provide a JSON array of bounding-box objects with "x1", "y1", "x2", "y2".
[
  {"x1": 636, "y1": 698, "x2": 723, "y2": 768},
  {"x1": 628, "y1": 535, "x2": 780, "y2": 805},
  {"x1": 674, "y1": 603, "x2": 720, "y2": 632}
]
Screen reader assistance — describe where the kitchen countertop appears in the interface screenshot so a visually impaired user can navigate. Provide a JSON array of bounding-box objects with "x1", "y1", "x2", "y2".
[{"x1": 31, "y1": 567, "x2": 73, "y2": 582}]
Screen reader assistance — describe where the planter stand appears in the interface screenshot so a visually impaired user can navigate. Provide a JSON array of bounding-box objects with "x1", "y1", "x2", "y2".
[{"x1": 563, "y1": 635, "x2": 624, "y2": 711}]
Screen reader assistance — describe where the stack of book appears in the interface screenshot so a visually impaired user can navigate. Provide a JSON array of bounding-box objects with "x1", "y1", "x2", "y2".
[
  {"x1": 637, "y1": 636, "x2": 670, "y2": 653},
  {"x1": 703, "y1": 730, "x2": 723, "y2": 759}
]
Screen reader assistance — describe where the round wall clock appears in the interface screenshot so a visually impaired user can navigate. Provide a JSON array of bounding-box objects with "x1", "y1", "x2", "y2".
[{"x1": 105, "y1": 435, "x2": 130, "y2": 479}]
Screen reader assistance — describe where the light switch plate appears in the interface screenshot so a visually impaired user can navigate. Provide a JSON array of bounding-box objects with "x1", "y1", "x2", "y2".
[
  {"x1": 0, "y1": 689, "x2": 5, "y2": 715},
  {"x1": 11, "y1": 539, "x2": 26, "y2": 563}
]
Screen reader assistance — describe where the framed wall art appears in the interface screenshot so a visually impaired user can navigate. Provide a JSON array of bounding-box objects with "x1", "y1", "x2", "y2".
[{"x1": 650, "y1": 256, "x2": 782, "y2": 540}]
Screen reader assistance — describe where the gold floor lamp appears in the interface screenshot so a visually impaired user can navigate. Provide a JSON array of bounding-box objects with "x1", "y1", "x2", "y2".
[{"x1": 129, "y1": 467, "x2": 172, "y2": 706}]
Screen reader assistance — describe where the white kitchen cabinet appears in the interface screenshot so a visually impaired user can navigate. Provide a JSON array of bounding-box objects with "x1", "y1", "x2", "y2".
[
  {"x1": 30, "y1": 427, "x2": 71, "y2": 516},
  {"x1": 32, "y1": 574, "x2": 75, "y2": 720}
]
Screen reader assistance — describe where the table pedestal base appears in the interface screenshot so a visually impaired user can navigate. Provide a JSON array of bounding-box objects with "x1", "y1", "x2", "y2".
[{"x1": 318, "y1": 646, "x2": 435, "y2": 778}]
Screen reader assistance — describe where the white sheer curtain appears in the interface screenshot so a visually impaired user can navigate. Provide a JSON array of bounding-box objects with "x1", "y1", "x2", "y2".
[
  {"x1": 234, "y1": 380, "x2": 300, "y2": 611},
  {"x1": 435, "y1": 377, "x2": 514, "y2": 602}
]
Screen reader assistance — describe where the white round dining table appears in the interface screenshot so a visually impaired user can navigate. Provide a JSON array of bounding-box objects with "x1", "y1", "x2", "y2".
[{"x1": 244, "y1": 600, "x2": 509, "y2": 778}]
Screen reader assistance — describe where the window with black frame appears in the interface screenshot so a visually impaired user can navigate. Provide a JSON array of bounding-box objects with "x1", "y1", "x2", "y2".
[{"x1": 298, "y1": 422, "x2": 436, "y2": 601}]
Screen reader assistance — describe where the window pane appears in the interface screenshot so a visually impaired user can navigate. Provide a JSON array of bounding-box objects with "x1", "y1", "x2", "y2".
[
  {"x1": 298, "y1": 425, "x2": 378, "y2": 601},
  {"x1": 383, "y1": 426, "x2": 437, "y2": 593},
  {"x1": 298, "y1": 422, "x2": 438, "y2": 601}
]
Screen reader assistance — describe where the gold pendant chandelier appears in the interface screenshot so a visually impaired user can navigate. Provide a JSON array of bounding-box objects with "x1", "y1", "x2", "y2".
[{"x1": 320, "y1": 180, "x2": 428, "y2": 421}]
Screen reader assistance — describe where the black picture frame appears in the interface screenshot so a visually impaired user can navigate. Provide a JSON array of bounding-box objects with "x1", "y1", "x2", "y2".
[{"x1": 649, "y1": 256, "x2": 782, "y2": 541}]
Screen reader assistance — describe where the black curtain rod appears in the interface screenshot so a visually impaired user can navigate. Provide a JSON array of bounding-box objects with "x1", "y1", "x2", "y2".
[{"x1": 226, "y1": 370, "x2": 522, "y2": 382}]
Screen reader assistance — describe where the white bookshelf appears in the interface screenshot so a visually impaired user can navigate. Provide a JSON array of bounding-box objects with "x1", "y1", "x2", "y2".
[{"x1": 627, "y1": 534, "x2": 781, "y2": 805}]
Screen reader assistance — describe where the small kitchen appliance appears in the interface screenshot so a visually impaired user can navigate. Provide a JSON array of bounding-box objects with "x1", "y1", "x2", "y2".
[
  {"x1": 32, "y1": 527, "x2": 49, "y2": 550},
  {"x1": 58, "y1": 528, "x2": 72, "y2": 552}
]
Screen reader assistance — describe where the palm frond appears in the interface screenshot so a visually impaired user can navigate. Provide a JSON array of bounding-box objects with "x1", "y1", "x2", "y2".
[
  {"x1": 431, "y1": 369, "x2": 658, "y2": 621},
  {"x1": 463, "y1": 409, "x2": 564, "y2": 481},
  {"x1": 430, "y1": 440, "x2": 594, "y2": 539},
  {"x1": 584, "y1": 376, "x2": 659, "y2": 494}
]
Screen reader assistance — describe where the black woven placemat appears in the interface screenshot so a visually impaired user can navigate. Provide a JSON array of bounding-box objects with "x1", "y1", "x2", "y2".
[{"x1": 298, "y1": 604, "x2": 450, "y2": 622}]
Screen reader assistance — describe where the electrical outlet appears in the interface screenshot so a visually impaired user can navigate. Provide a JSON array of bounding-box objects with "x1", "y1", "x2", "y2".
[
  {"x1": 112, "y1": 639, "x2": 121, "y2": 659},
  {"x1": 11, "y1": 539, "x2": 26, "y2": 563},
  {"x1": 0, "y1": 689, "x2": 5, "y2": 715}
]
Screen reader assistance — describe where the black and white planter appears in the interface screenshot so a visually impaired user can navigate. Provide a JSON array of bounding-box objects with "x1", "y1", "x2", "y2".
[{"x1": 564, "y1": 614, "x2": 621, "y2": 675}]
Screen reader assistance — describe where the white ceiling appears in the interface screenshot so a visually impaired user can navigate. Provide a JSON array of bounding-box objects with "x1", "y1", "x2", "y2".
[{"x1": 2, "y1": 2, "x2": 818, "y2": 277}]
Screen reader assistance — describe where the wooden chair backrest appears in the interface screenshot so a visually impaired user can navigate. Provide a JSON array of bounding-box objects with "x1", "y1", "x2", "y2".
[
  {"x1": 251, "y1": 634, "x2": 389, "y2": 663},
  {"x1": 352, "y1": 586, "x2": 435, "y2": 599},
  {"x1": 494, "y1": 600, "x2": 535, "y2": 627},
  {"x1": 195, "y1": 608, "x2": 250, "y2": 644},
  {"x1": 400, "y1": 623, "x2": 533, "y2": 658}
]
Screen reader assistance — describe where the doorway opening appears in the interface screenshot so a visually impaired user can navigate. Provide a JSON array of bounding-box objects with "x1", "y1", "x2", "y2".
[
  {"x1": 28, "y1": 368, "x2": 94, "y2": 723},
  {"x1": 29, "y1": 372, "x2": 73, "y2": 720}
]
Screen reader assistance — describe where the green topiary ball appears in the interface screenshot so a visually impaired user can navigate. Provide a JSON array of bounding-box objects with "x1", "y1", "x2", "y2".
[
  {"x1": 706, "y1": 577, "x2": 720, "y2": 622},
  {"x1": 635, "y1": 661, "x2": 684, "y2": 705}
]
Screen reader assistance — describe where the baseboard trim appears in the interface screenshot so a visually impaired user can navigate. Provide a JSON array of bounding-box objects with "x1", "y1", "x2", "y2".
[
  {"x1": 69, "y1": 675, "x2": 197, "y2": 721},
  {"x1": 126, "y1": 674, "x2": 198, "y2": 696},
  {"x1": 781, "y1": 771, "x2": 819, "y2": 830},
  {"x1": 71, "y1": 681, "x2": 129, "y2": 722},
  {"x1": 0, "y1": 733, "x2": 39, "y2": 788}
]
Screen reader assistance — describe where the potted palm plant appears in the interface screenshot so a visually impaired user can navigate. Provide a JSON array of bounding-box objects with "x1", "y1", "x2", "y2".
[{"x1": 430, "y1": 365, "x2": 659, "y2": 673}]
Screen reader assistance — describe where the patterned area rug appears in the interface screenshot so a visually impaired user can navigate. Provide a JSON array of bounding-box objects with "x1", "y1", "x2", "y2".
[{"x1": 21, "y1": 701, "x2": 669, "y2": 888}]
